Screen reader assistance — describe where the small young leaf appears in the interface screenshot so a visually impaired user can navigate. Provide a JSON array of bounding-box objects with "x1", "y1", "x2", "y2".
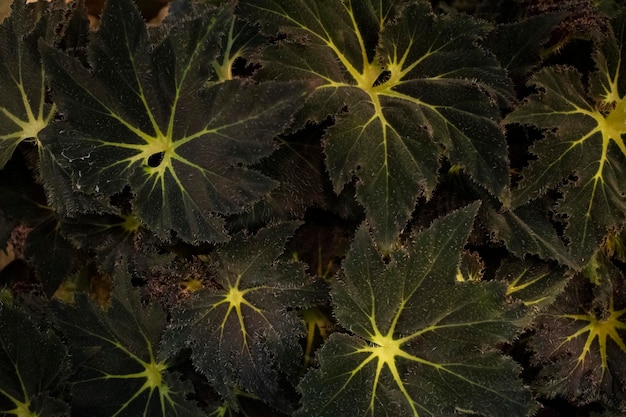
[
  {"x1": 61, "y1": 212, "x2": 150, "y2": 273},
  {"x1": 497, "y1": 257, "x2": 573, "y2": 309},
  {"x1": 298, "y1": 202, "x2": 535, "y2": 417}
]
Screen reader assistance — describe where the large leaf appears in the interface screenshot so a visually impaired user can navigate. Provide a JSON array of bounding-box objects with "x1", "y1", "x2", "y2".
[
  {"x1": 52, "y1": 275, "x2": 205, "y2": 417},
  {"x1": 529, "y1": 253, "x2": 626, "y2": 410},
  {"x1": 0, "y1": 0, "x2": 56, "y2": 168},
  {"x1": 164, "y1": 222, "x2": 325, "y2": 411},
  {"x1": 39, "y1": 0, "x2": 308, "y2": 243},
  {"x1": 0, "y1": 304, "x2": 69, "y2": 417},
  {"x1": 61, "y1": 211, "x2": 151, "y2": 273},
  {"x1": 297, "y1": 202, "x2": 535, "y2": 417},
  {"x1": 505, "y1": 12, "x2": 626, "y2": 263},
  {"x1": 240, "y1": 0, "x2": 512, "y2": 251}
]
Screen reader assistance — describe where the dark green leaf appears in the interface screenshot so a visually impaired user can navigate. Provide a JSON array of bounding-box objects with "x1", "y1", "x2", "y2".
[
  {"x1": 482, "y1": 197, "x2": 577, "y2": 269},
  {"x1": 0, "y1": 304, "x2": 70, "y2": 417},
  {"x1": 488, "y1": 13, "x2": 563, "y2": 80},
  {"x1": 61, "y1": 212, "x2": 148, "y2": 273},
  {"x1": 505, "y1": 13, "x2": 626, "y2": 263},
  {"x1": 529, "y1": 254, "x2": 626, "y2": 409},
  {"x1": 497, "y1": 257, "x2": 572, "y2": 309},
  {"x1": 298, "y1": 202, "x2": 535, "y2": 417},
  {"x1": 0, "y1": 0, "x2": 56, "y2": 168},
  {"x1": 230, "y1": 124, "x2": 330, "y2": 230},
  {"x1": 40, "y1": 0, "x2": 308, "y2": 243},
  {"x1": 164, "y1": 222, "x2": 324, "y2": 411},
  {"x1": 52, "y1": 275, "x2": 205, "y2": 417},
  {"x1": 0, "y1": 181, "x2": 81, "y2": 296},
  {"x1": 241, "y1": 0, "x2": 512, "y2": 251}
]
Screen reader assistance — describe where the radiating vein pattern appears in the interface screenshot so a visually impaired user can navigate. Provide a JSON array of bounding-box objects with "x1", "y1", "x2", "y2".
[
  {"x1": 40, "y1": 0, "x2": 306, "y2": 242},
  {"x1": 242, "y1": 0, "x2": 511, "y2": 250}
]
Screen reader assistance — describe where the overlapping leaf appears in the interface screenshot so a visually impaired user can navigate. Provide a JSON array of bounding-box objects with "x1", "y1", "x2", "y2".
[
  {"x1": 529, "y1": 254, "x2": 626, "y2": 409},
  {"x1": 52, "y1": 275, "x2": 204, "y2": 417},
  {"x1": 497, "y1": 257, "x2": 573, "y2": 309},
  {"x1": 164, "y1": 222, "x2": 324, "y2": 411},
  {"x1": 61, "y1": 212, "x2": 152, "y2": 273},
  {"x1": 505, "y1": 12, "x2": 626, "y2": 263},
  {"x1": 0, "y1": 304, "x2": 69, "y2": 417},
  {"x1": 39, "y1": 0, "x2": 308, "y2": 243},
  {"x1": 240, "y1": 0, "x2": 512, "y2": 251},
  {"x1": 0, "y1": 0, "x2": 57, "y2": 168},
  {"x1": 298, "y1": 203, "x2": 535, "y2": 417},
  {"x1": 0, "y1": 171, "x2": 82, "y2": 295},
  {"x1": 482, "y1": 197, "x2": 577, "y2": 268}
]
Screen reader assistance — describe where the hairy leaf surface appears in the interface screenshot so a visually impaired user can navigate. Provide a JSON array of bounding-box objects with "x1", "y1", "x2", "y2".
[
  {"x1": 529, "y1": 254, "x2": 626, "y2": 409},
  {"x1": 61, "y1": 212, "x2": 150, "y2": 273},
  {"x1": 241, "y1": 0, "x2": 512, "y2": 250},
  {"x1": 497, "y1": 257, "x2": 572, "y2": 309},
  {"x1": 39, "y1": 0, "x2": 307, "y2": 243},
  {"x1": 0, "y1": 0, "x2": 56, "y2": 168},
  {"x1": 164, "y1": 222, "x2": 324, "y2": 410},
  {"x1": 505, "y1": 13, "x2": 626, "y2": 263},
  {"x1": 0, "y1": 180, "x2": 81, "y2": 296},
  {"x1": 0, "y1": 305, "x2": 69, "y2": 417},
  {"x1": 52, "y1": 277, "x2": 204, "y2": 417},
  {"x1": 298, "y1": 203, "x2": 535, "y2": 417},
  {"x1": 482, "y1": 197, "x2": 577, "y2": 268}
]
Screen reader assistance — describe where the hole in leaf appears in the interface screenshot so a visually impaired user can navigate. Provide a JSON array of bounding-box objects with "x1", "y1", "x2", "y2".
[
  {"x1": 232, "y1": 57, "x2": 261, "y2": 78},
  {"x1": 147, "y1": 152, "x2": 164, "y2": 168},
  {"x1": 373, "y1": 70, "x2": 391, "y2": 87}
]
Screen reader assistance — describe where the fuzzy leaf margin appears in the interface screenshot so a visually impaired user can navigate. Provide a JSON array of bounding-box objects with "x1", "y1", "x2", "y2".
[
  {"x1": 241, "y1": 0, "x2": 512, "y2": 251},
  {"x1": 163, "y1": 221, "x2": 325, "y2": 411},
  {"x1": 39, "y1": 0, "x2": 309, "y2": 243},
  {"x1": 297, "y1": 202, "x2": 535, "y2": 417},
  {"x1": 504, "y1": 12, "x2": 626, "y2": 263}
]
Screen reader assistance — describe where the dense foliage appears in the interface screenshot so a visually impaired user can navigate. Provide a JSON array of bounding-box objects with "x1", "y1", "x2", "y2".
[{"x1": 1, "y1": 0, "x2": 626, "y2": 416}]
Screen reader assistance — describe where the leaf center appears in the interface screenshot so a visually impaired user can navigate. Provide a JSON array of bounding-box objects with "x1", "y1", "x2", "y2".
[
  {"x1": 604, "y1": 99, "x2": 626, "y2": 138},
  {"x1": 370, "y1": 332, "x2": 404, "y2": 365},
  {"x1": 225, "y1": 284, "x2": 246, "y2": 306},
  {"x1": 144, "y1": 360, "x2": 166, "y2": 389},
  {"x1": 121, "y1": 214, "x2": 141, "y2": 232}
]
